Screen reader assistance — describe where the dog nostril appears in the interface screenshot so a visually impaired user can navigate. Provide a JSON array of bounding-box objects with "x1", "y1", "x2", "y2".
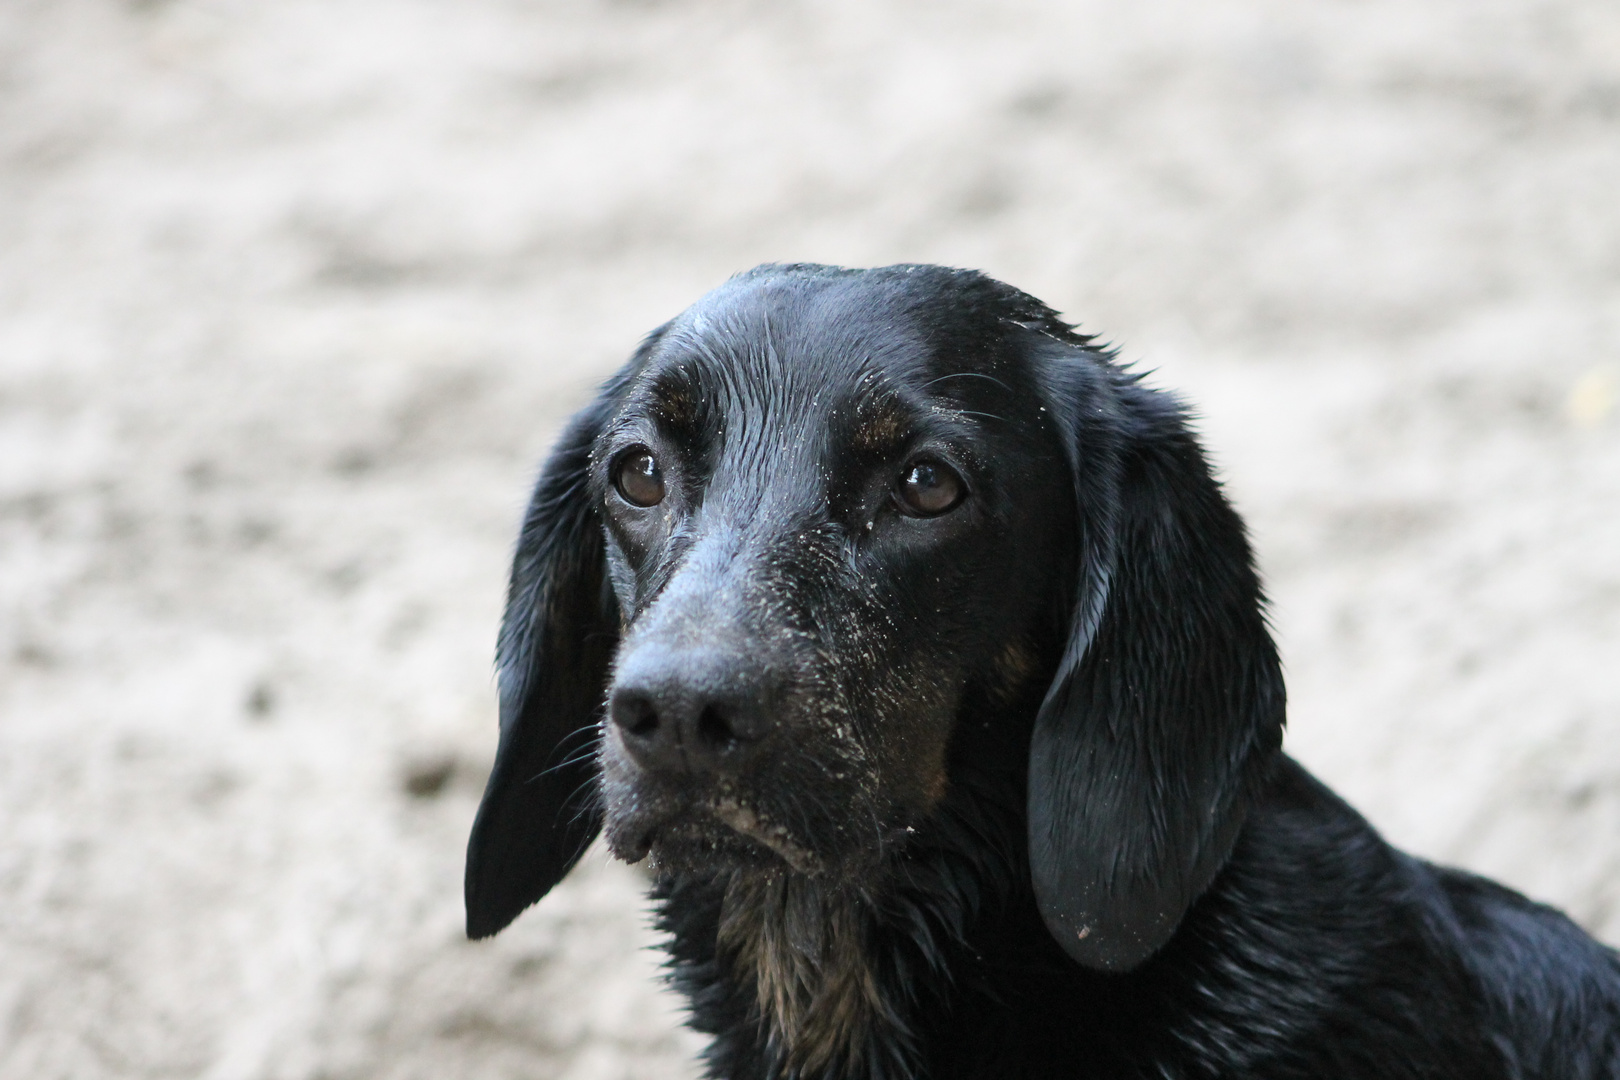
[
  {"x1": 695, "y1": 706, "x2": 740, "y2": 751},
  {"x1": 615, "y1": 696, "x2": 660, "y2": 739}
]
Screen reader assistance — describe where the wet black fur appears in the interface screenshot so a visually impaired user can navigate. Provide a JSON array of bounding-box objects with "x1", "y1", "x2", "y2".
[{"x1": 466, "y1": 264, "x2": 1620, "y2": 1078}]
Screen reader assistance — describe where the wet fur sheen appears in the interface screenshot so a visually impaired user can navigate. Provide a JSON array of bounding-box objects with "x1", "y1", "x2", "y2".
[{"x1": 465, "y1": 264, "x2": 1620, "y2": 1079}]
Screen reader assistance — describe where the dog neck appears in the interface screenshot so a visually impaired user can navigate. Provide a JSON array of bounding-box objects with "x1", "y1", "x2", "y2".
[{"x1": 717, "y1": 872, "x2": 912, "y2": 1079}]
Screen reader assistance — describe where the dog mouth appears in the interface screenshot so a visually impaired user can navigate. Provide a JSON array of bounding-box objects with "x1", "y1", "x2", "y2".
[
  {"x1": 707, "y1": 797, "x2": 824, "y2": 873},
  {"x1": 611, "y1": 794, "x2": 827, "y2": 877}
]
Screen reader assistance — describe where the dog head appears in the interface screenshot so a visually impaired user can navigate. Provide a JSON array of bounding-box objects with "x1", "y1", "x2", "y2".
[{"x1": 465, "y1": 264, "x2": 1284, "y2": 972}]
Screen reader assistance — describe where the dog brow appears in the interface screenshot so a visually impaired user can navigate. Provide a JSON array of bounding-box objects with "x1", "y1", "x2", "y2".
[
  {"x1": 631, "y1": 366, "x2": 710, "y2": 438},
  {"x1": 838, "y1": 369, "x2": 909, "y2": 456},
  {"x1": 850, "y1": 400, "x2": 909, "y2": 454}
]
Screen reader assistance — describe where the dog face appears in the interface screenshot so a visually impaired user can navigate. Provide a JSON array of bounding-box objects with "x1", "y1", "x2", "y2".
[
  {"x1": 589, "y1": 272, "x2": 1070, "y2": 881},
  {"x1": 466, "y1": 264, "x2": 1284, "y2": 973}
]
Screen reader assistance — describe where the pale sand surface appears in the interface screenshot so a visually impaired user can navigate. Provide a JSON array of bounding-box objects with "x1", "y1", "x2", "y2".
[{"x1": 2, "y1": 2, "x2": 1618, "y2": 1077}]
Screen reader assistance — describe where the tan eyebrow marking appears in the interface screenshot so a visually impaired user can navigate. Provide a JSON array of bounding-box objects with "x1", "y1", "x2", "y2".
[
  {"x1": 850, "y1": 395, "x2": 909, "y2": 455},
  {"x1": 650, "y1": 380, "x2": 700, "y2": 429}
]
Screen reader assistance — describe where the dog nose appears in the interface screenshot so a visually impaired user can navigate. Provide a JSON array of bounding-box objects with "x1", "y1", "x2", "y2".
[{"x1": 608, "y1": 648, "x2": 774, "y2": 776}]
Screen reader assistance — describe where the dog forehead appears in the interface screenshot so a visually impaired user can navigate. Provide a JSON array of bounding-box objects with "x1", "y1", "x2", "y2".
[
  {"x1": 632, "y1": 269, "x2": 1022, "y2": 441},
  {"x1": 667, "y1": 282, "x2": 930, "y2": 395}
]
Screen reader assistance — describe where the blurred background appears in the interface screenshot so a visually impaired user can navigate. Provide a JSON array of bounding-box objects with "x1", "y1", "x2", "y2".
[{"x1": 1, "y1": 1, "x2": 1618, "y2": 1077}]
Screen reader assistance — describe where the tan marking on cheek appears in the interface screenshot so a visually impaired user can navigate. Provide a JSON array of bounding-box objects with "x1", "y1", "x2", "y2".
[
  {"x1": 991, "y1": 636, "x2": 1039, "y2": 705},
  {"x1": 881, "y1": 669, "x2": 960, "y2": 814},
  {"x1": 922, "y1": 759, "x2": 950, "y2": 805}
]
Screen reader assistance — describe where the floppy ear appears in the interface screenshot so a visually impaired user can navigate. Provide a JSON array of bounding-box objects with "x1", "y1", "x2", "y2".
[
  {"x1": 1027, "y1": 357, "x2": 1285, "y2": 971},
  {"x1": 463, "y1": 382, "x2": 628, "y2": 940}
]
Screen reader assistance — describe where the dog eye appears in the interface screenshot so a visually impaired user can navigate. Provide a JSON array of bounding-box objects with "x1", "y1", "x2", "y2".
[
  {"x1": 895, "y1": 459, "x2": 965, "y2": 517},
  {"x1": 614, "y1": 447, "x2": 666, "y2": 507}
]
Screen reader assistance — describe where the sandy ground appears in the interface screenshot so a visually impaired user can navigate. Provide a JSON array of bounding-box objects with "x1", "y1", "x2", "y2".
[{"x1": 1, "y1": 1, "x2": 1618, "y2": 1077}]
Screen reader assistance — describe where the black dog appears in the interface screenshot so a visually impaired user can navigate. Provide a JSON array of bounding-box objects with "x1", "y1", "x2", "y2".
[{"x1": 465, "y1": 264, "x2": 1620, "y2": 1078}]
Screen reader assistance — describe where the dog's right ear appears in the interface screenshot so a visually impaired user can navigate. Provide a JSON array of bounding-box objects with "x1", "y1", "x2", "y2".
[{"x1": 464, "y1": 342, "x2": 656, "y2": 939}]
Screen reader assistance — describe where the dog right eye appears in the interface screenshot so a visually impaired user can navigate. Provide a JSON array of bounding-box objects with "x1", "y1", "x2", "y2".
[{"x1": 614, "y1": 447, "x2": 666, "y2": 507}]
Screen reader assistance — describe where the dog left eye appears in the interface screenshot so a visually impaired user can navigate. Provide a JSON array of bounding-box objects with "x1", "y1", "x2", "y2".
[{"x1": 895, "y1": 459, "x2": 965, "y2": 517}]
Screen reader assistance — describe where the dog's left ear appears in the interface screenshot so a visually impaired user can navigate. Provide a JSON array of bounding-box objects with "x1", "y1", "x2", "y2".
[{"x1": 1028, "y1": 352, "x2": 1285, "y2": 972}]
